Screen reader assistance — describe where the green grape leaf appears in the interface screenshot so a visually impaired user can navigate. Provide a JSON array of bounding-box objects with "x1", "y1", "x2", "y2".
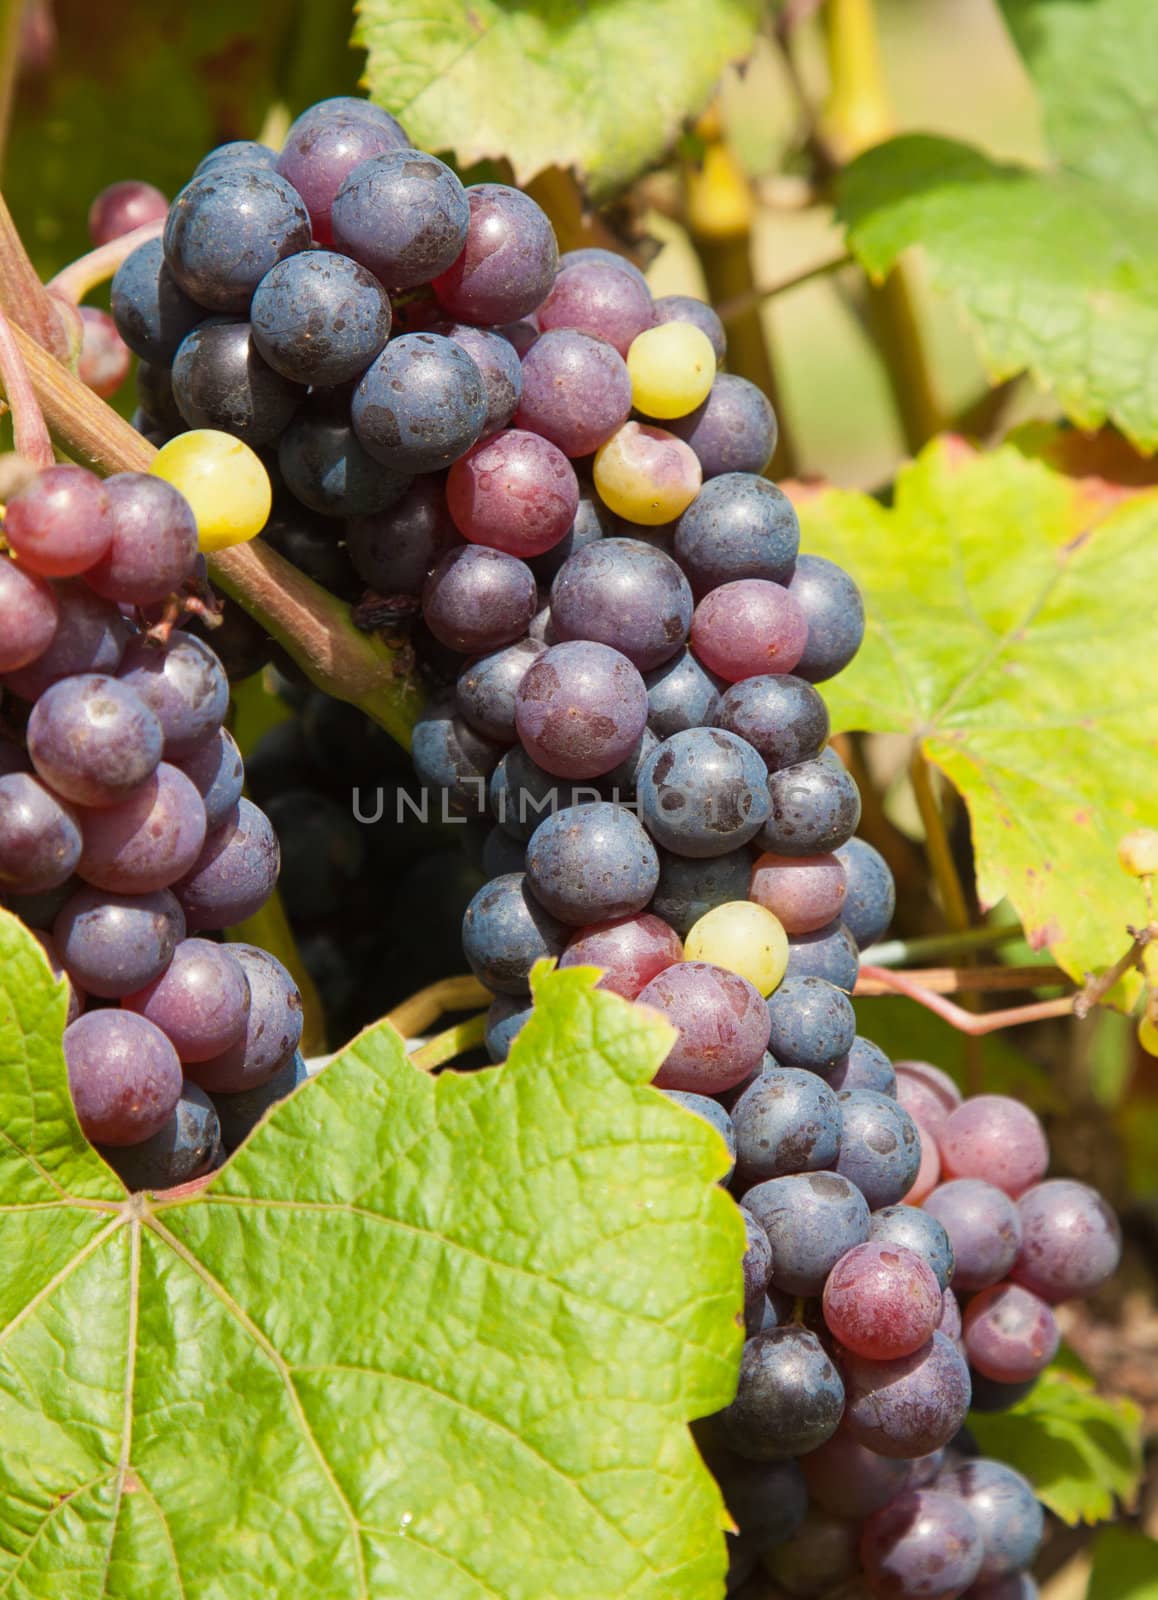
[
  {"x1": 1087, "y1": 1527, "x2": 1158, "y2": 1600},
  {"x1": 5, "y1": 0, "x2": 362, "y2": 283},
  {"x1": 795, "y1": 435, "x2": 1158, "y2": 991},
  {"x1": 968, "y1": 1357, "x2": 1144, "y2": 1525},
  {"x1": 837, "y1": 133, "x2": 1158, "y2": 450},
  {"x1": 0, "y1": 911, "x2": 742, "y2": 1599},
  {"x1": 354, "y1": 0, "x2": 763, "y2": 201},
  {"x1": 998, "y1": 0, "x2": 1158, "y2": 211}
]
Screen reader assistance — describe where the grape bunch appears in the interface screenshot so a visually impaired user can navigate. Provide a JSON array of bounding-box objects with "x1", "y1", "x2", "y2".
[{"x1": 0, "y1": 463, "x2": 304, "y2": 1188}]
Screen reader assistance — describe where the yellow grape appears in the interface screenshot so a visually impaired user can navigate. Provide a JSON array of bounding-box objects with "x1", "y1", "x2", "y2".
[
  {"x1": 1117, "y1": 827, "x2": 1158, "y2": 877},
  {"x1": 684, "y1": 900, "x2": 788, "y2": 997},
  {"x1": 150, "y1": 430, "x2": 271, "y2": 552},
  {"x1": 593, "y1": 421, "x2": 702, "y2": 524},
  {"x1": 1138, "y1": 1014, "x2": 1158, "y2": 1057},
  {"x1": 627, "y1": 322, "x2": 716, "y2": 419}
]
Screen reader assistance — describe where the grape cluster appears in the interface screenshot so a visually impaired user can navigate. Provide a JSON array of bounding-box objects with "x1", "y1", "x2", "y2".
[{"x1": 0, "y1": 464, "x2": 303, "y2": 1187}]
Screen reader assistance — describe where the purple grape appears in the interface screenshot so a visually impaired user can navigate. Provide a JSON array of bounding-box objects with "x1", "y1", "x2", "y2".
[
  {"x1": 719, "y1": 1329, "x2": 845, "y2": 1460},
  {"x1": 744, "y1": 1171, "x2": 870, "y2": 1296},
  {"x1": 835, "y1": 1088, "x2": 922, "y2": 1209},
  {"x1": 525, "y1": 801, "x2": 658, "y2": 925},
  {"x1": 765, "y1": 976, "x2": 856, "y2": 1073},
  {"x1": 439, "y1": 324, "x2": 522, "y2": 436},
  {"x1": 0, "y1": 555, "x2": 58, "y2": 672},
  {"x1": 784, "y1": 919, "x2": 860, "y2": 992},
  {"x1": 549, "y1": 537, "x2": 693, "y2": 671},
  {"x1": 869, "y1": 1204, "x2": 956, "y2": 1292},
  {"x1": 940, "y1": 1096, "x2": 1050, "y2": 1198},
  {"x1": 715, "y1": 675, "x2": 830, "y2": 773},
  {"x1": 211, "y1": 1049, "x2": 308, "y2": 1150},
  {"x1": 557, "y1": 247, "x2": 647, "y2": 289},
  {"x1": 461, "y1": 871, "x2": 567, "y2": 994},
  {"x1": 0, "y1": 774, "x2": 82, "y2": 892},
  {"x1": 53, "y1": 885, "x2": 184, "y2": 998},
  {"x1": 26, "y1": 674, "x2": 161, "y2": 808},
  {"x1": 174, "y1": 798, "x2": 279, "y2": 930},
  {"x1": 650, "y1": 846, "x2": 752, "y2": 936},
  {"x1": 787, "y1": 554, "x2": 866, "y2": 683},
  {"x1": 164, "y1": 166, "x2": 312, "y2": 312},
  {"x1": 675, "y1": 474, "x2": 799, "y2": 597},
  {"x1": 187, "y1": 943, "x2": 302, "y2": 1094},
  {"x1": 963, "y1": 1283, "x2": 1060, "y2": 1384},
  {"x1": 515, "y1": 640, "x2": 648, "y2": 780},
  {"x1": 488, "y1": 744, "x2": 598, "y2": 841},
  {"x1": 835, "y1": 836, "x2": 895, "y2": 948},
  {"x1": 761, "y1": 756, "x2": 862, "y2": 856},
  {"x1": 64, "y1": 1009, "x2": 183, "y2": 1145},
  {"x1": 666, "y1": 373, "x2": 778, "y2": 477},
  {"x1": 124, "y1": 936, "x2": 250, "y2": 1061},
  {"x1": 823, "y1": 1240, "x2": 943, "y2": 1360},
  {"x1": 861, "y1": 1489, "x2": 984, "y2": 1599},
  {"x1": 456, "y1": 638, "x2": 544, "y2": 743},
  {"x1": 4, "y1": 463, "x2": 114, "y2": 579},
  {"x1": 895, "y1": 1061, "x2": 963, "y2": 1141},
  {"x1": 643, "y1": 646, "x2": 723, "y2": 738},
  {"x1": 116, "y1": 630, "x2": 229, "y2": 760},
  {"x1": 412, "y1": 692, "x2": 503, "y2": 815},
  {"x1": 432, "y1": 184, "x2": 558, "y2": 323},
  {"x1": 110, "y1": 236, "x2": 204, "y2": 365},
  {"x1": 732, "y1": 1067, "x2": 842, "y2": 1186},
  {"x1": 275, "y1": 109, "x2": 408, "y2": 246},
  {"x1": 77, "y1": 763, "x2": 206, "y2": 894},
  {"x1": 99, "y1": 1080, "x2": 219, "y2": 1191},
  {"x1": 765, "y1": 1510, "x2": 861, "y2": 1596},
  {"x1": 636, "y1": 727, "x2": 769, "y2": 856},
  {"x1": 799, "y1": 1424, "x2": 915, "y2": 1518},
  {"x1": 924, "y1": 1179, "x2": 1022, "y2": 1292},
  {"x1": 332, "y1": 149, "x2": 469, "y2": 287},
  {"x1": 352, "y1": 332, "x2": 487, "y2": 473},
  {"x1": 653, "y1": 294, "x2": 726, "y2": 361},
  {"x1": 88, "y1": 179, "x2": 168, "y2": 248},
  {"x1": 422, "y1": 545, "x2": 537, "y2": 653},
  {"x1": 84, "y1": 473, "x2": 199, "y2": 607},
  {"x1": 515, "y1": 329, "x2": 632, "y2": 456},
  {"x1": 1011, "y1": 1178, "x2": 1121, "y2": 1303},
  {"x1": 750, "y1": 849, "x2": 848, "y2": 940},
  {"x1": 173, "y1": 728, "x2": 244, "y2": 829},
  {"x1": 448, "y1": 428, "x2": 579, "y2": 558},
  {"x1": 537, "y1": 259, "x2": 653, "y2": 356},
  {"x1": 347, "y1": 476, "x2": 460, "y2": 595},
  {"x1": 942, "y1": 1461, "x2": 1043, "y2": 1582},
  {"x1": 640, "y1": 961, "x2": 771, "y2": 1095},
  {"x1": 842, "y1": 1331, "x2": 972, "y2": 1458},
  {"x1": 527, "y1": 495, "x2": 610, "y2": 585}
]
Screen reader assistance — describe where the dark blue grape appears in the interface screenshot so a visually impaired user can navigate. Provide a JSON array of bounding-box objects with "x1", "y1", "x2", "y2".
[
  {"x1": 263, "y1": 789, "x2": 368, "y2": 922},
  {"x1": 598, "y1": 727, "x2": 659, "y2": 801},
  {"x1": 643, "y1": 646, "x2": 723, "y2": 739},
  {"x1": 736, "y1": 1204, "x2": 771, "y2": 1329},
  {"x1": 98, "y1": 1080, "x2": 219, "y2": 1190},
  {"x1": 942, "y1": 1461, "x2": 1043, "y2": 1582},
  {"x1": 828, "y1": 1035, "x2": 896, "y2": 1096},
  {"x1": 549, "y1": 537, "x2": 693, "y2": 671},
  {"x1": 251, "y1": 250, "x2": 392, "y2": 386},
  {"x1": 714, "y1": 674, "x2": 829, "y2": 773},
  {"x1": 171, "y1": 321, "x2": 300, "y2": 447},
  {"x1": 488, "y1": 744, "x2": 598, "y2": 842},
  {"x1": 674, "y1": 474, "x2": 799, "y2": 597},
  {"x1": 411, "y1": 692, "x2": 502, "y2": 816},
  {"x1": 720, "y1": 1329, "x2": 845, "y2": 1459},
  {"x1": 765, "y1": 975, "x2": 856, "y2": 1073},
  {"x1": 649, "y1": 845, "x2": 752, "y2": 936},
  {"x1": 787, "y1": 554, "x2": 865, "y2": 683},
  {"x1": 766, "y1": 1511, "x2": 861, "y2": 1595},
  {"x1": 456, "y1": 638, "x2": 544, "y2": 743},
  {"x1": 528, "y1": 495, "x2": 610, "y2": 585},
  {"x1": 733, "y1": 1066, "x2": 842, "y2": 1185},
  {"x1": 525, "y1": 801, "x2": 658, "y2": 925},
  {"x1": 481, "y1": 826, "x2": 527, "y2": 880},
  {"x1": 785, "y1": 919, "x2": 860, "y2": 992},
  {"x1": 869, "y1": 1204, "x2": 956, "y2": 1292},
  {"x1": 666, "y1": 373, "x2": 777, "y2": 478},
  {"x1": 439, "y1": 323, "x2": 523, "y2": 437},
  {"x1": 352, "y1": 333, "x2": 487, "y2": 473},
  {"x1": 135, "y1": 361, "x2": 185, "y2": 436},
  {"x1": 163, "y1": 167, "x2": 311, "y2": 313},
  {"x1": 346, "y1": 476, "x2": 460, "y2": 595},
  {"x1": 111, "y1": 237, "x2": 203, "y2": 365},
  {"x1": 278, "y1": 414, "x2": 410, "y2": 519},
  {"x1": 761, "y1": 756, "x2": 862, "y2": 856},
  {"x1": 485, "y1": 993, "x2": 534, "y2": 1061},
  {"x1": 423, "y1": 546, "x2": 537, "y2": 655},
  {"x1": 462, "y1": 872, "x2": 567, "y2": 994},
  {"x1": 665, "y1": 1090, "x2": 737, "y2": 1183},
  {"x1": 332, "y1": 149, "x2": 469, "y2": 288},
  {"x1": 212, "y1": 1049, "x2": 309, "y2": 1151},
  {"x1": 836, "y1": 836, "x2": 896, "y2": 949},
  {"x1": 836, "y1": 1089, "x2": 922, "y2": 1209},
  {"x1": 861, "y1": 1488, "x2": 984, "y2": 1596},
  {"x1": 285, "y1": 97, "x2": 407, "y2": 141},
  {"x1": 744, "y1": 1170, "x2": 871, "y2": 1296},
  {"x1": 263, "y1": 505, "x2": 360, "y2": 598},
  {"x1": 193, "y1": 141, "x2": 278, "y2": 176},
  {"x1": 637, "y1": 727, "x2": 769, "y2": 857},
  {"x1": 712, "y1": 1452, "x2": 806, "y2": 1552}
]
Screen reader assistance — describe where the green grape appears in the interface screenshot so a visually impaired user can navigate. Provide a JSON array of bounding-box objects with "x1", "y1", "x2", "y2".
[
  {"x1": 627, "y1": 322, "x2": 716, "y2": 419},
  {"x1": 683, "y1": 900, "x2": 788, "y2": 996},
  {"x1": 150, "y1": 430, "x2": 271, "y2": 552}
]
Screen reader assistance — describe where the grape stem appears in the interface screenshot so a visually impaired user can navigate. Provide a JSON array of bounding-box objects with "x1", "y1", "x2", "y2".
[
  {"x1": 859, "y1": 964, "x2": 1076, "y2": 1034},
  {"x1": 1, "y1": 321, "x2": 428, "y2": 748},
  {"x1": 855, "y1": 963, "x2": 1070, "y2": 997},
  {"x1": 0, "y1": 192, "x2": 73, "y2": 361},
  {"x1": 0, "y1": 304, "x2": 53, "y2": 468},
  {"x1": 386, "y1": 974, "x2": 492, "y2": 1040},
  {"x1": 909, "y1": 748, "x2": 973, "y2": 934},
  {"x1": 862, "y1": 924, "x2": 1025, "y2": 967},
  {"x1": 410, "y1": 1013, "x2": 489, "y2": 1071},
  {"x1": 47, "y1": 218, "x2": 164, "y2": 305},
  {"x1": 713, "y1": 251, "x2": 852, "y2": 325}
]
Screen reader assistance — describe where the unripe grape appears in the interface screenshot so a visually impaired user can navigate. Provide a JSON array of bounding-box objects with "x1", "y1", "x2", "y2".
[
  {"x1": 1138, "y1": 1014, "x2": 1158, "y2": 1056},
  {"x1": 1118, "y1": 827, "x2": 1158, "y2": 877},
  {"x1": 683, "y1": 900, "x2": 788, "y2": 996},
  {"x1": 150, "y1": 431, "x2": 272, "y2": 551},
  {"x1": 593, "y1": 422, "x2": 702, "y2": 525},
  {"x1": 627, "y1": 323, "x2": 716, "y2": 419}
]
